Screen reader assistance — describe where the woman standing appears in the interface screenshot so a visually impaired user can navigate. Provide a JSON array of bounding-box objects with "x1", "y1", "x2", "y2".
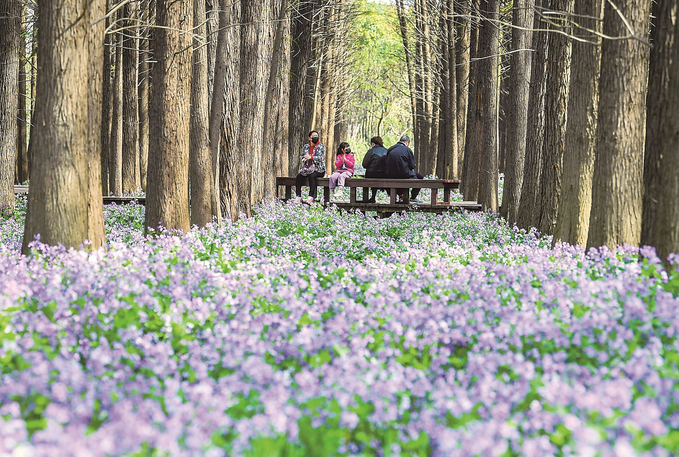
[
  {"x1": 329, "y1": 142, "x2": 355, "y2": 200},
  {"x1": 295, "y1": 130, "x2": 326, "y2": 203}
]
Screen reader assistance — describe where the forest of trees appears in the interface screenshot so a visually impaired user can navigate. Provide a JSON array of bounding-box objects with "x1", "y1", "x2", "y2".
[{"x1": 0, "y1": 0, "x2": 677, "y2": 265}]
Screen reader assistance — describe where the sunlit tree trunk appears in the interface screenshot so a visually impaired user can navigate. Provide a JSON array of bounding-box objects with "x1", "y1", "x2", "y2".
[
  {"x1": 641, "y1": 1, "x2": 679, "y2": 266},
  {"x1": 537, "y1": 0, "x2": 574, "y2": 235},
  {"x1": 122, "y1": 0, "x2": 140, "y2": 192},
  {"x1": 553, "y1": 0, "x2": 603, "y2": 246},
  {"x1": 587, "y1": 0, "x2": 651, "y2": 249},
  {"x1": 478, "y1": 0, "x2": 499, "y2": 212},
  {"x1": 138, "y1": 0, "x2": 151, "y2": 191},
  {"x1": 455, "y1": 0, "x2": 472, "y2": 173},
  {"x1": 101, "y1": 0, "x2": 112, "y2": 196},
  {"x1": 517, "y1": 0, "x2": 548, "y2": 231},
  {"x1": 461, "y1": 0, "x2": 481, "y2": 201},
  {"x1": 145, "y1": 0, "x2": 193, "y2": 234},
  {"x1": 190, "y1": 0, "x2": 214, "y2": 227},
  {"x1": 16, "y1": 3, "x2": 28, "y2": 185},
  {"x1": 501, "y1": 0, "x2": 533, "y2": 224},
  {"x1": 23, "y1": 0, "x2": 106, "y2": 252},
  {"x1": 0, "y1": 0, "x2": 20, "y2": 214},
  {"x1": 109, "y1": 19, "x2": 123, "y2": 196}
]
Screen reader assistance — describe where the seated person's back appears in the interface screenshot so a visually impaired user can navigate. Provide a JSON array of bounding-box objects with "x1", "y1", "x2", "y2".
[
  {"x1": 362, "y1": 136, "x2": 388, "y2": 178},
  {"x1": 385, "y1": 136, "x2": 416, "y2": 179}
]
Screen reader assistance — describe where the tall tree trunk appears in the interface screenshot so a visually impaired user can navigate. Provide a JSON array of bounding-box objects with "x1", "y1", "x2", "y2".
[
  {"x1": 461, "y1": 0, "x2": 482, "y2": 201},
  {"x1": 553, "y1": 0, "x2": 603, "y2": 246},
  {"x1": 122, "y1": 0, "x2": 140, "y2": 192},
  {"x1": 586, "y1": 0, "x2": 651, "y2": 249},
  {"x1": 219, "y1": 0, "x2": 243, "y2": 220},
  {"x1": 641, "y1": 1, "x2": 679, "y2": 266},
  {"x1": 396, "y1": 0, "x2": 417, "y2": 158},
  {"x1": 16, "y1": 3, "x2": 28, "y2": 185},
  {"x1": 478, "y1": 0, "x2": 499, "y2": 212},
  {"x1": 109, "y1": 22, "x2": 123, "y2": 196},
  {"x1": 501, "y1": 0, "x2": 533, "y2": 224},
  {"x1": 516, "y1": 0, "x2": 548, "y2": 231},
  {"x1": 190, "y1": 0, "x2": 214, "y2": 227},
  {"x1": 274, "y1": 12, "x2": 291, "y2": 186},
  {"x1": 138, "y1": 0, "x2": 151, "y2": 191},
  {"x1": 263, "y1": 0, "x2": 289, "y2": 198},
  {"x1": 101, "y1": 0, "x2": 112, "y2": 196},
  {"x1": 209, "y1": 0, "x2": 228, "y2": 224},
  {"x1": 86, "y1": 0, "x2": 107, "y2": 247},
  {"x1": 455, "y1": 0, "x2": 472, "y2": 174},
  {"x1": 0, "y1": 0, "x2": 20, "y2": 214},
  {"x1": 23, "y1": 0, "x2": 106, "y2": 252},
  {"x1": 536, "y1": 0, "x2": 574, "y2": 235},
  {"x1": 436, "y1": 0, "x2": 458, "y2": 180},
  {"x1": 206, "y1": 0, "x2": 218, "y2": 111},
  {"x1": 145, "y1": 0, "x2": 193, "y2": 234},
  {"x1": 288, "y1": 0, "x2": 314, "y2": 175}
]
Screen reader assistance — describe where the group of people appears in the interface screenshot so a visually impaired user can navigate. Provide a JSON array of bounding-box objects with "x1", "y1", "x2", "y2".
[{"x1": 295, "y1": 131, "x2": 423, "y2": 204}]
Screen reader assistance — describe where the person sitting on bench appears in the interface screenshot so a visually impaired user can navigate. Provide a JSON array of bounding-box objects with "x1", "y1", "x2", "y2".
[
  {"x1": 362, "y1": 136, "x2": 388, "y2": 203},
  {"x1": 384, "y1": 135, "x2": 423, "y2": 202},
  {"x1": 329, "y1": 142, "x2": 355, "y2": 200},
  {"x1": 295, "y1": 130, "x2": 326, "y2": 203}
]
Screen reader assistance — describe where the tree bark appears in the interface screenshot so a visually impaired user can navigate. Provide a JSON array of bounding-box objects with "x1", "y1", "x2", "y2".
[
  {"x1": 641, "y1": 1, "x2": 679, "y2": 266},
  {"x1": 138, "y1": 0, "x2": 151, "y2": 191},
  {"x1": 553, "y1": 0, "x2": 603, "y2": 246},
  {"x1": 461, "y1": 0, "x2": 481, "y2": 201},
  {"x1": 586, "y1": 0, "x2": 651, "y2": 250},
  {"x1": 455, "y1": 0, "x2": 471, "y2": 173},
  {"x1": 145, "y1": 0, "x2": 193, "y2": 234},
  {"x1": 396, "y1": 0, "x2": 417, "y2": 158},
  {"x1": 501, "y1": 0, "x2": 533, "y2": 224},
  {"x1": 436, "y1": 0, "x2": 458, "y2": 180},
  {"x1": 477, "y1": 0, "x2": 499, "y2": 212},
  {"x1": 0, "y1": 0, "x2": 20, "y2": 214},
  {"x1": 16, "y1": 3, "x2": 28, "y2": 185},
  {"x1": 288, "y1": 0, "x2": 314, "y2": 176},
  {"x1": 23, "y1": 0, "x2": 106, "y2": 252},
  {"x1": 190, "y1": 0, "x2": 214, "y2": 227},
  {"x1": 536, "y1": 0, "x2": 574, "y2": 235},
  {"x1": 516, "y1": 0, "x2": 548, "y2": 231},
  {"x1": 101, "y1": 0, "x2": 112, "y2": 196},
  {"x1": 122, "y1": 1, "x2": 140, "y2": 192},
  {"x1": 109, "y1": 20, "x2": 123, "y2": 196}
]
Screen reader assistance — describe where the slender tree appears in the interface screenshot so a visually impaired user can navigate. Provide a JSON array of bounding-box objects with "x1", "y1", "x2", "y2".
[
  {"x1": 455, "y1": 0, "x2": 472, "y2": 172},
  {"x1": 461, "y1": 0, "x2": 481, "y2": 201},
  {"x1": 190, "y1": 0, "x2": 215, "y2": 227},
  {"x1": 536, "y1": 0, "x2": 574, "y2": 235},
  {"x1": 0, "y1": 0, "x2": 20, "y2": 214},
  {"x1": 145, "y1": 0, "x2": 193, "y2": 234},
  {"x1": 139, "y1": 0, "x2": 151, "y2": 191},
  {"x1": 122, "y1": 0, "x2": 140, "y2": 192},
  {"x1": 553, "y1": 0, "x2": 603, "y2": 246},
  {"x1": 501, "y1": 0, "x2": 533, "y2": 224},
  {"x1": 17, "y1": 3, "x2": 28, "y2": 185},
  {"x1": 101, "y1": 0, "x2": 113, "y2": 196},
  {"x1": 23, "y1": 0, "x2": 106, "y2": 252},
  {"x1": 109, "y1": 18, "x2": 123, "y2": 196},
  {"x1": 516, "y1": 0, "x2": 548, "y2": 231},
  {"x1": 641, "y1": 1, "x2": 679, "y2": 266},
  {"x1": 587, "y1": 0, "x2": 651, "y2": 249},
  {"x1": 477, "y1": 0, "x2": 499, "y2": 212},
  {"x1": 435, "y1": 0, "x2": 458, "y2": 180}
]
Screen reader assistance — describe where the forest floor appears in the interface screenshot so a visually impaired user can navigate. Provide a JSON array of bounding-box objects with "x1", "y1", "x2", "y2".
[{"x1": 0, "y1": 197, "x2": 678, "y2": 456}]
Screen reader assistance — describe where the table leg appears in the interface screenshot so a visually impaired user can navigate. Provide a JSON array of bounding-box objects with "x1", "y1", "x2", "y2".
[
  {"x1": 363, "y1": 187, "x2": 368, "y2": 202},
  {"x1": 285, "y1": 186, "x2": 291, "y2": 200},
  {"x1": 350, "y1": 187, "x2": 357, "y2": 203},
  {"x1": 324, "y1": 186, "x2": 330, "y2": 203},
  {"x1": 390, "y1": 188, "x2": 397, "y2": 205},
  {"x1": 430, "y1": 188, "x2": 438, "y2": 206},
  {"x1": 444, "y1": 187, "x2": 451, "y2": 204}
]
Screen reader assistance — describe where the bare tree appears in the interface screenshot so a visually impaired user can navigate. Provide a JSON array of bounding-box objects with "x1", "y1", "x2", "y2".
[
  {"x1": 553, "y1": 0, "x2": 603, "y2": 246},
  {"x1": 23, "y1": 0, "x2": 106, "y2": 252},
  {"x1": 536, "y1": 0, "x2": 574, "y2": 235},
  {"x1": 0, "y1": 0, "x2": 20, "y2": 214},
  {"x1": 109, "y1": 15, "x2": 123, "y2": 196},
  {"x1": 145, "y1": 0, "x2": 193, "y2": 234},
  {"x1": 501, "y1": 0, "x2": 533, "y2": 224},
  {"x1": 587, "y1": 0, "x2": 651, "y2": 249},
  {"x1": 190, "y1": 0, "x2": 215, "y2": 227},
  {"x1": 122, "y1": 0, "x2": 140, "y2": 192},
  {"x1": 517, "y1": 0, "x2": 548, "y2": 231},
  {"x1": 641, "y1": 1, "x2": 679, "y2": 266},
  {"x1": 16, "y1": 3, "x2": 29, "y2": 185}
]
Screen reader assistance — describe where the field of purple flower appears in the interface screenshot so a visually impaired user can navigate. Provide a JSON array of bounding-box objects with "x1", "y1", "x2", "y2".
[{"x1": 1, "y1": 197, "x2": 679, "y2": 456}]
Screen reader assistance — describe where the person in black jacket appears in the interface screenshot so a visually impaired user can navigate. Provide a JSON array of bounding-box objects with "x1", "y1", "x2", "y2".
[
  {"x1": 361, "y1": 136, "x2": 388, "y2": 203},
  {"x1": 384, "y1": 135, "x2": 423, "y2": 202}
]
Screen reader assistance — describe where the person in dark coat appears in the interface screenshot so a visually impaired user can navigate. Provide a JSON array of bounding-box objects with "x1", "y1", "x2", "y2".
[
  {"x1": 384, "y1": 135, "x2": 423, "y2": 201},
  {"x1": 361, "y1": 136, "x2": 388, "y2": 203}
]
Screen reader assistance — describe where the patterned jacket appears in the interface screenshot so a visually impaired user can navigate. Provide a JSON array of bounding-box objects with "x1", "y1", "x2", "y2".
[{"x1": 300, "y1": 143, "x2": 326, "y2": 175}]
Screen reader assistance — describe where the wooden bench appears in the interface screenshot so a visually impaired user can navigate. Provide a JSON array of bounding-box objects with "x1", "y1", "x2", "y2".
[
  {"x1": 275, "y1": 176, "x2": 482, "y2": 213},
  {"x1": 14, "y1": 186, "x2": 146, "y2": 205}
]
